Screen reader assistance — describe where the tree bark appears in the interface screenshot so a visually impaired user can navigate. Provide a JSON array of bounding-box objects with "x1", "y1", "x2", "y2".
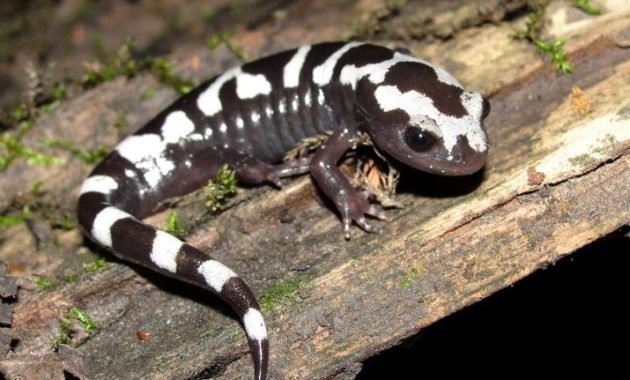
[{"x1": 1, "y1": 1, "x2": 629, "y2": 379}]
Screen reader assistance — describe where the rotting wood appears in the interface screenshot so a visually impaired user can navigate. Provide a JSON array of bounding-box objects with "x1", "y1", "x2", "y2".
[
  {"x1": 1, "y1": 1, "x2": 629, "y2": 379},
  {"x1": 355, "y1": 0, "x2": 529, "y2": 40}
]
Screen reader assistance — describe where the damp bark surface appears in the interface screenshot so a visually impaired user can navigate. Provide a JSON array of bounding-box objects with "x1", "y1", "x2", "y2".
[{"x1": 1, "y1": 1, "x2": 629, "y2": 379}]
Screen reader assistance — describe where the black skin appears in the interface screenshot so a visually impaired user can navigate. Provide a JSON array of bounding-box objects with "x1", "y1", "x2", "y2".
[
  {"x1": 81, "y1": 43, "x2": 490, "y2": 380},
  {"x1": 225, "y1": 126, "x2": 390, "y2": 238}
]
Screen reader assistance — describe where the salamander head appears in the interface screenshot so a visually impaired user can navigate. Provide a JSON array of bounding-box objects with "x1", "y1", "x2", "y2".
[{"x1": 357, "y1": 58, "x2": 490, "y2": 176}]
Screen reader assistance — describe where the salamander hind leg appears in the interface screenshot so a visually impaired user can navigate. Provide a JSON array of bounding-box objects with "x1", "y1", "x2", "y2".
[
  {"x1": 217, "y1": 150, "x2": 311, "y2": 187},
  {"x1": 309, "y1": 129, "x2": 388, "y2": 239}
]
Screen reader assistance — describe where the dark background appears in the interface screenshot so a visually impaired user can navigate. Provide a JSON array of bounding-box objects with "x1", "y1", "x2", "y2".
[{"x1": 358, "y1": 228, "x2": 630, "y2": 379}]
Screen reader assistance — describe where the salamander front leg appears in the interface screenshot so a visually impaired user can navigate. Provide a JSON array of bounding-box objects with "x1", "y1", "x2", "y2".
[{"x1": 309, "y1": 129, "x2": 387, "y2": 238}]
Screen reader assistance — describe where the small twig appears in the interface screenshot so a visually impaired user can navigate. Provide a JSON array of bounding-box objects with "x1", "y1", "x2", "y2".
[
  {"x1": 284, "y1": 132, "x2": 332, "y2": 161},
  {"x1": 351, "y1": 132, "x2": 403, "y2": 209}
]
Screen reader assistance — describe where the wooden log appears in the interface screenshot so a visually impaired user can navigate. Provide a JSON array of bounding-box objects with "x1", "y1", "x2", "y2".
[{"x1": 1, "y1": 1, "x2": 629, "y2": 379}]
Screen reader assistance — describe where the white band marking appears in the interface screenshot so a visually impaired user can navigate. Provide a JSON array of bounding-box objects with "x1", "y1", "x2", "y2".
[
  {"x1": 236, "y1": 72, "x2": 272, "y2": 99},
  {"x1": 340, "y1": 52, "x2": 463, "y2": 90},
  {"x1": 150, "y1": 231, "x2": 182, "y2": 273},
  {"x1": 197, "y1": 67, "x2": 240, "y2": 116},
  {"x1": 91, "y1": 207, "x2": 132, "y2": 248},
  {"x1": 197, "y1": 67, "x2": 272, "y2": 116},
  {"x1": 161, "y1": 111, "x2": 195, "y2": 144},
  {"x1": 283, "y1": 45, "x2": 311, "y2": 88},
  {"x1": 313, "y1": 42, "x2": 363, "y2": 86},
  {"x1": 80, "y1": 175, "x2": 118, "y2": 195},
  {"x1": 198, "y1": 260, "x2": 237, "y2": 292},
  {"x1": 116, "y1": 134, "x2": 176, "y2": 188},
  {"x1": 243, "y1": 308, "x2": 267, "y2": 341},
  {"x1": 374, "y1": 85, "x2": 487, "y2": 153}
]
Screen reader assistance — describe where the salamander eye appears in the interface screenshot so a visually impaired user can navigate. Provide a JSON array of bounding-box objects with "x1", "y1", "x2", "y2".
[
  {"x1": 404, "y1": 127, "x2": 436, "y2": 152},
  {"x1": 481, "y1": 97, "x2": 491, "y2": 120}
]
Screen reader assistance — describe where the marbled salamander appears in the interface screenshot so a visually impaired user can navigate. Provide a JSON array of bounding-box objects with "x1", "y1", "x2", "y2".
[{"x1": 77, "y1": 41, "x2": 490, "y2": 380}]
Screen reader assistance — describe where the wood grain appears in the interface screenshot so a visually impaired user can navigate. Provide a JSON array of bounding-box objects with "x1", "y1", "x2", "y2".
[{"x1": 1, "y1": 1, "x2": 629, "y2": 379}]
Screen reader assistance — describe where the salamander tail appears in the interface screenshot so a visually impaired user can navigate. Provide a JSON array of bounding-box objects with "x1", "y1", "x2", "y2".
[{"x1": 77, "y1": 175, "x2": 268, "y2": 380}]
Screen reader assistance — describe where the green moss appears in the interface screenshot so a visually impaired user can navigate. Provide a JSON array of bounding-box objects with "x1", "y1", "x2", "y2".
[
  {"x1": 51, "y1": 313, "x2": 72, "y2": 352},
  {"x1": 81, "y1": 37, "x2": 195, "y2": 94},
  {"x1": 534, "y1": 39, "x2": 573, "y2": 73},
  {"x1": 206, "y1": 34, "x2": 224, "y2": 50},
  {"x1": 90, "y1": 31, "x2": 108, "y2": 62},
  {"x1": 24, "y1": 149, "x2": 64, "y2": 166},
  {"x1": 204, "y1": 165, "x2": 238, "y2": 213},
  {"x1": 82, "y1": 37, "x2": 139, "y2": 87},
  {"x1": 0, "y1": 61, "x2": 68, "y2": 133},
  {"x1": 0, "y1": 103, "x2": 29, "y2": 129},
  {"x1": 34, "y1": 275, "x2": 54, "y2": 290},
  {"x1": 260, "y1": 278, "x2": 306, "y2": 314},
  {"x1": 0, "y1": 209, "x2": 28, "y2": 229},
  {"x1": 202, "y1": 6, "x2": 217, "y2": 22},
  {"x1": 51, "y1": 305, "x2": 97, "y2": 352},
  {"x1": 515, "y1": 2, "x2": 574, "y2": 74},
  {"x1": 51, "y1": 81, "x2": 67, "y2": 101},
  {"x1": 77, "y1": 0, "x2": 96, "y2": 19},
  {"x1": 35, "y1": 257, "x2": 106, "y2": 290},
  {"x1": 83, "y1": 257, "x2": 108, "y2": 273},
  {"x1": 0, "y1": 37, "x2": 196, "y2": 173},
  {"x1": 207, "y1": 32, "x2": 248, "y2": 62},
  {"x1": 165, "y1": 211, "x2": 186, "y2": 235},
  {"x1": 153, "y1": 356, "x2": 167, "y2": 370},
  {"x1": 69, "y1": 306, "x2": 97, "y2": 330},
  {"x1": 36, "y1": 97, "x2": 62, "y2": 115},
  {"x1": 29, "y1": 180, "x2": 45, "y2": 196},
  {"x1": 0, "y1": 214, "x2": 25, "y2": 229},
  {"x1": 56, "y1": 216, "x2": 77, "y2": 231},
  {"x1": 227, "y1": 327, "x2": 242, "y2": 342},
  {"x1": 140, "y1": 87, "x2": 156, "y2": 100},
  {"x1": 574, "y1": 0, "x2": 603, "y2": 15},
  {"x1": 1, "y1": 24, "x2": 69, "y2": 135},
  {"x1": 65, "y1": 273, "x2": 78, "y2": 284},
  {"x1": 113, "y1": 108, "x2": 128, "y2": 130},
  {"x1": 149, "y1": 58, "x2": 195, "y2": 95},
  {"x1": 400, "y1": 267, "x2": 418, "y2": 289},
  {"x1": 568, "y1": 153, "x2": 595, "y2": 167},
  {"x1": 43, "y1": 139, "x2": 108, "y2": 165},
  {"x1": 2, "y1": 103, "x2": 30, "y2": 127},
  {"x1": 0, "y1": 123, "x2": 65, "y2": 172}
]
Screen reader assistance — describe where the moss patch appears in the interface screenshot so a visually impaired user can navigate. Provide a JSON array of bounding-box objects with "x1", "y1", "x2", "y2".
[
  {"x1": 204, "y1": 165, "x2": 238, "y2": 213},
  {"x1": 260, "y1": 277, "x2": 307, "y2": 314}
]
